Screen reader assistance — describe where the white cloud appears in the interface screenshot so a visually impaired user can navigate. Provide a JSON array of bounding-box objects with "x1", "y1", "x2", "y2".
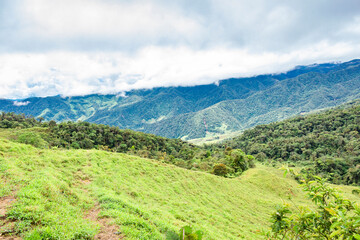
[
  {"x1": 18, "y1": 0, "x2": 202, "y2": 47},
  {"x1": 13, "y1": 101, "x2": 30, "y2": 106},
  {"x1": 1, "y1": 0, "x2": 358, "y2": 52},
  {"x1": 1, "y1": 41, "x2": 360, "y2": 99},
  {"x1": 0, "y1": 0, "x2": 360, "y2": 99},
  {"x1": 341, "y1": 16, "x2": 360, "y2": 35}
]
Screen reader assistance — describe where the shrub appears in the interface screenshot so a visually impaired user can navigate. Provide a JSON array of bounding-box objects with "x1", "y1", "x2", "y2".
[
  {"x1": 227, "y1": 149, "x2": 255, "y2": 173},
  {"x1": 212, "y1": 164, "x2": 230, "y2": 176},
  {"x1": 268, "y1": 174, "x2": 360, "y2": 239},
  {"x1": 17, "y1": 132, "x2": 48, "y2": 148}
]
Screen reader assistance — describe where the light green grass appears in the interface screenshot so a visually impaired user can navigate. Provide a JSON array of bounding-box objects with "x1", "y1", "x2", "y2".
[
  {"x1": 187, "y1": 130, "x2": 243, "y2": 145},
  {"x1": 0, "y1": 138, "x2": 359, "y2": 239}
]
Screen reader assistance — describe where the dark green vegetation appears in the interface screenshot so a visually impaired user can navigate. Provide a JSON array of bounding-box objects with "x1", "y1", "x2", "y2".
[
  {"x1": 227, "y1": 100, "x2": 360, "y2": 185},
  {"x1": 1, "y1": 59, "x2": 360, "y2": 140},
  {"x1": 0, "y1": 112, "x2": 254, "y2": 177}
]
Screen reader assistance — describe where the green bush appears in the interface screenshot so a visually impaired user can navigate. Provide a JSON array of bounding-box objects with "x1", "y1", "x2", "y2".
[
  {"x1": 17, "y1": 132, "x2": 47, "y2": 148},
  {"x1": 212, "y1": 163, "x2": 230, "y2": 176},
  {"x1": 268, "y1": 175, "x2": 360, "y2": 239},
  {"x1": 227, "y1": 149, "x2": 255, "y2": 173}
]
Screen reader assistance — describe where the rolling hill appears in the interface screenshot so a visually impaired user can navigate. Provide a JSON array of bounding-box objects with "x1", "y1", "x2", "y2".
[
  {"x1": 1, "y1": 103, "x2": 360, "y2": 239},
  {"x1": 1, "y1": 59, "x2": 360, "y2": 140},
  {"x1": 1, "y1": 135, "x2": 359, "y2": 239}
]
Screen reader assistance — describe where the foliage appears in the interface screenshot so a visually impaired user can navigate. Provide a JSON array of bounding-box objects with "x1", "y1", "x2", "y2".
[
  {"x1": 211, "y1": 149, "x2": 256, "y2": 177},
  {"x1": 17, "y1": 132, "x2": 48, "y2": 148},
  {"x1": 178, "y1": 226, "x2": 203, "y2": 240},
  {"x1": 226, "y1": 149, "x2": 255, "y2": 174},
  {"x1": 268, "y1": 175, "x2": 360, "y2": 239},
  {"x1": 227, "y1": 101, "x2": 360, "y2": 185},
  {"x1": 0, "y1": 112, "x2": 40, "y2": 128},
  {"x1": 212, "y1": 163, "x2": 229, "y2": 176}
]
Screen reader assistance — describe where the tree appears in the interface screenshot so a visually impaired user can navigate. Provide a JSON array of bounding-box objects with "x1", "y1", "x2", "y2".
[
  {"x1": 48, "y1": 120, "x2": 57, "y2": 127},
  {"x1": 212, "y1": 163, "x2": 229, "y2": 176},
  {"x1": 37, "y1": 117, "x2": 44, "y2": 123},
  {"x1": 227, "y1": 149, "x2": 255, "y2": 173}
]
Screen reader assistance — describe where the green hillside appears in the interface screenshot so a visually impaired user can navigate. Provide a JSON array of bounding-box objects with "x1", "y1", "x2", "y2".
[
  {"x1": 1, "y1": 111, "x2": 360, "y2": 239},
  {"x1": 1, "y1": 60, "x2": 360, "y2": 140},
  {"x1": 226, "y1": 99, "x2": 360, "y2": 185},
  {"x1": 1, "y1": 136, "x2": 360, "y2": 239},
  {"x1": 0, "y1": 112, "x2": 255, "y2": 178}
]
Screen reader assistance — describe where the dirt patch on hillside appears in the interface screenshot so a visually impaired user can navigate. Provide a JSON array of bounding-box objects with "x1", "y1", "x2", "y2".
[
  {"x1": 80, "y1": 179, "x2": 92, "y2": 185},
  {"x1": 0, "y1": 225, "x2": 21, "y2": 240},
  {"x1": 79, "y1": 174, "x2": 124, "y2": 239},
  {"x1": 0, "y1": 194, "x2": 21, "y2": 240},
  {"x1": 0, "y1": 196, "x2": 15, "y2": 217},
  {"x1": 85, "y1": 204, "x2": 124, "y2": 240}
]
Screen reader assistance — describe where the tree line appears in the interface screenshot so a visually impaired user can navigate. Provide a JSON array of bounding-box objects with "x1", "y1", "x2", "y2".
[{"x1": 0, "y1": 112, "x2": 254, "y2": 177}]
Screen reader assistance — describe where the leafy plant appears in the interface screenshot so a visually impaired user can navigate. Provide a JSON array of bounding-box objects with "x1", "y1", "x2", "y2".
[
  {"x1": 268, "y1": 175, "x2": 360, "y2": 239},
  {"x1": 227, "y1": 149, "x2": 255, "y2": 173},
  {"x1": 178, "y1": 226, "x2": 203, "y2": 240}
]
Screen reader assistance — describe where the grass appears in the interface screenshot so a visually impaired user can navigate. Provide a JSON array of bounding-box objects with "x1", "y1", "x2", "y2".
[
  {"x1": 187, "y1": 130, "x2": 243, "y2": 145},
  {"x1": 0, "y1": 136, "x2": 359, "y2": 239}
]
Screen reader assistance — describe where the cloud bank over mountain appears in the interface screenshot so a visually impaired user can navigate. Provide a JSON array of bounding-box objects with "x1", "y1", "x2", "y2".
[{"x1": 1, "y1": 0, "x2": 360, "y2": 99}]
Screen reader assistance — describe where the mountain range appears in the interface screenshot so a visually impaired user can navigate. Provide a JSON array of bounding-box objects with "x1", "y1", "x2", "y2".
[{"x1": 1, "y1": 59, "x2": 360, "y2": 140}]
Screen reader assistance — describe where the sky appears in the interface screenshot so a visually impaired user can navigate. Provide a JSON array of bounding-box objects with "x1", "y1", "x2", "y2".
[{"x1": 1, "y1": 0, "x2": 360, "y2": 99}]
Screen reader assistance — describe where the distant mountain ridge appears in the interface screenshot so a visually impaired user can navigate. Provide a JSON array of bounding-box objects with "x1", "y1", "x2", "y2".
[{"x1": 1, "y1": 59, "x2": 360, "y2": 139}]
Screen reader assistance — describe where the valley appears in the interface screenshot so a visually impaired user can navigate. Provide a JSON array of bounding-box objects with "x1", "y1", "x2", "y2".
[
  {"x1": 1, "y1": 59, "x2": 360, "y2": 140},
  {"x1": 1, "y1": 98, "x2": 360, "y2": 239}
]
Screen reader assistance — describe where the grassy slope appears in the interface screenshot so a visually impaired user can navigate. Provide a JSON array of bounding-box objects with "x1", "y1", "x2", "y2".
[{"x1": 1, "y1": 138, "x2": 359, "y2": 239}]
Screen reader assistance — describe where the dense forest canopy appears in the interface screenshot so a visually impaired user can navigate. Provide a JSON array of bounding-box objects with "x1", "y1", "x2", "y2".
[{"x1": 225, "y1": 100, "x2": 360, "y2": 184}]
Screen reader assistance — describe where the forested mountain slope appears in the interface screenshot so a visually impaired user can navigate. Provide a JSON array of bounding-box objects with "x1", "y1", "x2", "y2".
[
  {"x1": 148, "y1": 60, "x2": 360, "y2": 139},
  {"x1": 1, "y1": 59, "x2": 360, "y2": 139},
  {"x1": 226, "y1": 100, "x2": 360, "y2": 185}
]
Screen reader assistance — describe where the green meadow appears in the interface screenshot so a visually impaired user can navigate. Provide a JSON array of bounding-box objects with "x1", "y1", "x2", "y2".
[{"x1": 0, "y1": 135, "x2": 359, "y2": 239}]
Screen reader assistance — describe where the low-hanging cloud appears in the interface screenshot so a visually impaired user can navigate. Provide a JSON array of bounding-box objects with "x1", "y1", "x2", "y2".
[
  {"x1": 13, "y1": 101, "x2": 30, "y2": 106},
  {"x1": 1, "y1": 42, "x2": 360, "y2": 99},
  {"x1": 0, "y1": 0, "x2": 360, "y2": 99}
]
